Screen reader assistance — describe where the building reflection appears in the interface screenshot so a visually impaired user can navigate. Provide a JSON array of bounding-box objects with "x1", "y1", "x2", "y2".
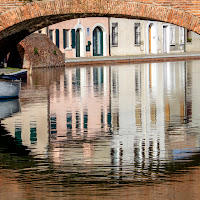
[
  {"x1": 2, "y1": 85, "x2": 49, "y2": 158},
  {"x1": 49, "y1": 66, "x2": 112, "y2": 164},
  {"x1": 2, "y1": 61, "x2": 200, "y2": 180},
  {"x1": 49, "y1": 66, "x2": 111, "y2": 142},
  {"x1": 109, "y1": 61, "x2": 200, "y2": 179},
  {"x1": 48, "y1": 61, "x2": 200, "y2": 178}
]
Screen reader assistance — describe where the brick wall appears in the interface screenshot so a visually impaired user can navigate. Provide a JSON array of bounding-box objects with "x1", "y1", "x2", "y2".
[
  {"x1": 7, "y1": 33, "x2": 64, "y2": 68},
  {"x1": 0, "y1": 0, "x2": 200, "y2": 16},
  {"x1": 0, "y1": 0, "x2": 199, "y2": 33},
  {"x1": 0, "y1": 1, "x2": 25, "y2": 14}
]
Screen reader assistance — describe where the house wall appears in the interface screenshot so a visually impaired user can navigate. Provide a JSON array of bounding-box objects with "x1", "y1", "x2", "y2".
[
  {"x1": 185, "y1": 31, "x2": 200, "y2": 52},
  {"x1": 109, "y1": 18, "x2": 188, "y2": 56},
  {"x1": 47, "y1": 17, "x2": 109, "y2": 58},
  {"x1": 169, "y1": 25, "x2": 185, "y2": 52},
  {"x1": 110, "y1": 18, "x2": 146, "y2": 56},
  {"x1": 37, "y1": 17, "x2": 200, "y2": 58}
]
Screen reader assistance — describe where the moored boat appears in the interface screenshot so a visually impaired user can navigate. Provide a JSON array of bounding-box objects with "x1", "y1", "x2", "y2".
[{"x1": 0, "y1": 74, "x2": 21, "y2": 99}]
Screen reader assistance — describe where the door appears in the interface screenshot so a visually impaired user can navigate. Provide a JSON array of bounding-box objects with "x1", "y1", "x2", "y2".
[
  {"x1": 76, "y1": 29, "x2": 80, "y2": 57},
  {"x1": 149, "y1": 25, "x2": 151, "y2": 53},
  {"x1": 163, "y1": 26, "x2": 167, "y2": 53},
  {"x1": 93, "y1": 27, "x2": 103, "y2": 56}
]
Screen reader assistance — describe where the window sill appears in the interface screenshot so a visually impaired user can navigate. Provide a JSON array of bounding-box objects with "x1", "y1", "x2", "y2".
[
  {"x1": 64, "y1": 48, "x2": 72, "y2": 51},
  {"x1": 111, "y1": 45, "x2": 118, "y2": 47}
]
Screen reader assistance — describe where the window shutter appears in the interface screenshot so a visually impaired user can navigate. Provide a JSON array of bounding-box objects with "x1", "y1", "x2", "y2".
[
  {"x1": 71, "y1": 29, "x2": 76, "y2": 48},
  {"x1": 63, "y1": 29, "x2": 66, "y2": 49},
  {"x1": 56, "y1": 29, "x2": 59, "y2": 48}
]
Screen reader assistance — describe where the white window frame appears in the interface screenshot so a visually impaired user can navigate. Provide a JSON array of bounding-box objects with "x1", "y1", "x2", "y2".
[
  {"x1": 179, "y1": 27, "x2": 185, "y2": 45},
  {"x1": 112, "y1": 23, "x2": 118, "y2": 46},
  {"x1": 49, "y1": 29, "x2": 53, "y2": 42},
  {"x1": 170, "y1": 25, "x2": 175, "y2": 45},
  {"x1": 63, "y1": 29, "x2": 70, "y2": 49},
  {"x1": 135, "y1": 23, "x2": 141, "y2": 45}
]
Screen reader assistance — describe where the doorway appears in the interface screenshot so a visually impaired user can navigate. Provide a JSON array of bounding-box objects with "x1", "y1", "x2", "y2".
[
  {"x1": 149, "y1": 24, "x2": 152, "y2": 53},
  {"x1": 76, "y1": 29, "x2": 80, "y2": 57},
  {"x1": 162, "y1": 25, "x2": 170, "y2": 53},
  {"x1": 163, "y1": 26, "x2": 168, "y2": 53},
  {"x1": 93, "y1": 26, "x2": 103, "y2": 56},
  {"x1": 148, "y1": 23, "x2": 157, "y2": 54}
]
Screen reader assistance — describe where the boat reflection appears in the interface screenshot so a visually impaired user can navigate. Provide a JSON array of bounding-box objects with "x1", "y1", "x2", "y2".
[{"x1": 0, "y1": 98, "x2": 20, "y2": 119}]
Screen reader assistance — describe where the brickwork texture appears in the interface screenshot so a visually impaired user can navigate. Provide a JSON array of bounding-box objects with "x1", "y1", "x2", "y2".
[
  {"x1": 17, "y1": 33, "x2": 64, "y2": 68},
  {"x1": 0, "y1": 0, "x2": 200, "y2": 33}
]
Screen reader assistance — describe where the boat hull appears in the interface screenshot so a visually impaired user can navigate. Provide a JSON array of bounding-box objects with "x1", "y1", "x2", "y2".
[{"x1": 0, "y1": 79, "x2": 21, "y2": 99}]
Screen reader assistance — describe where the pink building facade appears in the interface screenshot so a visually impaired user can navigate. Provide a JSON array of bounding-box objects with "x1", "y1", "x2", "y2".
[
  {"x1": 49, "y1": 66, "x2": 111, "y2": 142},
  {"x1": 47, "y1": 17, "x2": 109, "y2": 59}
]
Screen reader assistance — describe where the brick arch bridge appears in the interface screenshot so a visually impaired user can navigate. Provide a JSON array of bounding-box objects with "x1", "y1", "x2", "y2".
[{"x1": 0, "y1": 0, "x2": 200, "y2": 61}]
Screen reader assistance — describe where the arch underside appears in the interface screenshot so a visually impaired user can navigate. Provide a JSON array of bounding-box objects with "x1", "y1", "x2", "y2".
[{"x1": 0, "y1": 0, "x2": 199, "y2": 61}]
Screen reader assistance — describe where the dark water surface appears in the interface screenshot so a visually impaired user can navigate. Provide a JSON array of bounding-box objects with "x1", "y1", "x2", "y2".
[{"x1": 1, "y1": 60, "x2": 200, "y2": 199}]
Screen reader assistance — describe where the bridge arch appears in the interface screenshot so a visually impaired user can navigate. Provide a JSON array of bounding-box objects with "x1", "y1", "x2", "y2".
[{"x1": 0, "y1": 0, "x2": 199, "y2": 60}]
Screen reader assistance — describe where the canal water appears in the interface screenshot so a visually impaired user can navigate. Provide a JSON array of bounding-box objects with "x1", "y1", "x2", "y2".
[{"x1": 1, "y1": 60, "x2": 200, "y2": 199}]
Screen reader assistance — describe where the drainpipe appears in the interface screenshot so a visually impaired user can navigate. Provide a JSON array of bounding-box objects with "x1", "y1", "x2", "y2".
[
  {"x1": 184, "y1": 28, "x2": 186, "y2": 52},
  {"x1": 108, "y1": 17, "x2": 111, "y2": 56}
]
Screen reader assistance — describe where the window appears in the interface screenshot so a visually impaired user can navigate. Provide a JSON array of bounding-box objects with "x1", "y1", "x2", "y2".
[
  {"x1": 63, "y1": 29, "x2": 69, "y2": 49},
  {"x1": 30, "y1": 122, "x2": 37, "y2": 145},
  {"x1": 55, "y1": 29, "x2": 59, "y2": 48},
  {"x1": 112, "y1": 23, "x2": 118, "y2": 46},
  {"x1": 50, "y1": 116, "x2": 57, "y2": 134},
  {"x1": 179, "y1": 27, "x2": 185, "y2": 44},
  {"x1": 170, "y1": 25, "x2": 175, "y2": 45},
  {"x1": 71, "y1": 29, "x2": 76, "y2": 49},
  {"x1": 49, "y1": 29, "x2": 53, "y2": 41},
  {"x1": 135, "y1": 23, "x2": 141, "y2": 45},
  {"x1": 187, "y1": 30, "x2": 192, "y2": 42},
  {"x1": 66, "y1": 113, "x2": 72, "y2": 130},
  {"x1": 83, "y1": 110, "x2": 88, "y2": 130},
  {"x1": 87, "y1": 27, "x2": 90, "y2": 36},
  {"x1": 15, "y1": 125, "x2": 22, "y2": 144}
]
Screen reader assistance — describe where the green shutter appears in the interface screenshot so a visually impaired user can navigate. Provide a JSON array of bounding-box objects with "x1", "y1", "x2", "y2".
[
  {"x1": 107, "y1": 112, "x2": 111, "y2": 127},
  {"x1": 63, "y1": 29, "x2": 66, "y2": 49},
  {"x1": 56, "y1": 29, "x2": 59, "y2": 48},
  {"x1": 71, "y1": 29, "x2": 76, "y2": 48}
]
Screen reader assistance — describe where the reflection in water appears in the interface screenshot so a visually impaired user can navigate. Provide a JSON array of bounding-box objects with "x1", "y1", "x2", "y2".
[
  {"x1": 50, "y1": 67, "x2": 111, "y2": 141},
  {"x1": 0, "y1": 98, "x2": 20, "y2": 119},
  {"x1": 0, "y1": 125, "x2": 33, "y2": 166},
  {"x1": 2, "y1": 61, "x2": 200, "y2": 199}
]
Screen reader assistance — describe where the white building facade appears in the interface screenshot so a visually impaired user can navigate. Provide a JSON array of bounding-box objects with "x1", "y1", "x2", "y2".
[
  {"x1": 37, "y1": 17, "x2": 200, "y2": 59},
  {"x1": 109, "y1": 18, "x2": 198, "y2": 56}
]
